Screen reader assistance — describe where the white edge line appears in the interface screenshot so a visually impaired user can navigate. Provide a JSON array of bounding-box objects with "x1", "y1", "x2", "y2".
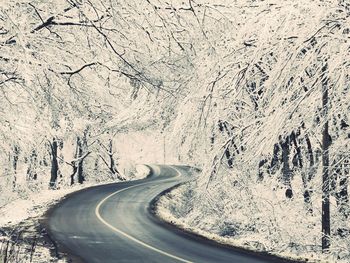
[{"x1": 95, "y1": 166, "x2": 192, "y2": 263}]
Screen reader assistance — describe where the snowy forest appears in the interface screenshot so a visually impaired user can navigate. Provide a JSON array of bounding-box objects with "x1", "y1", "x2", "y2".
[{"x1": 1, "y1": 0, "x2": 350, "y2": 262}]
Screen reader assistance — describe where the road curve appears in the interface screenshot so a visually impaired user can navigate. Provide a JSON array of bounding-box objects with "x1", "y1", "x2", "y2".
[{"x1": 45, "y1": 165, "x2": 291, "y2": 263}]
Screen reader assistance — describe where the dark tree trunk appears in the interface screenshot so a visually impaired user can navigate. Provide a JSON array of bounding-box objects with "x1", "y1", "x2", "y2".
[
  {"x1": 70, "y1": 164, "x2": 78, "y2": 186},
  {"x1": 70, "y1": 139, "x2": 79, "y2": 185},
  {"x1": 291, "y1": 131, "x2": 303, "y2": 169},
  {"x1": 321, "y1": 63, "x2": 331, "y2": 252},
  {"x1": 258, "y1": 159, "x2": 268, "y2": 181},
  {"x1": 98, "y1": 138, "x2": 126, "y2": 181},
  {"x1": 13, "y1": 145, "x2": 19, "y2": 171},
  {"x1": 12, "y1": 145, "x2": 20, "y2": 189},
  {"x1": 94, "y1": 157, "x2": 99, "y2": 173},
  {"x1": 49, "y1": 139, "x2": 58, "y2": 188},
  {"x1": 281, "y1": 136, "x2": 293, "y2": 198},
  {"x1": 269, "y1": 143, "x2": 280, "y2": 175},
  {"x1": 108, "y1": 139, "x2": 117, "y2": 174},
  {"x1": 71, "y1": 130, "x2": 91, "y2": 185},
  {"x1": 77, "y1": 160, "x2": 84, "y2": 183},
  {"x1": 224, "y1": 148, "x2": 233, "y2": 168},
  {"x1": 338, "y1": 174, "x2": 349, "y2": 215},
  {"x1": 305, "y1": 134, "x2": 315, "y2": 178},
  {"x1": 77, "y1": 137, "x2": 85, "y2": 184},
  {"x1": 107, "y1": 139, "x2": 124, "y2": 180},
  {"x1": 281, "y1": 137, "x2": 291, "y2": 182},
  {"x1": 303, "y1": 134, "x2": 316, "y2": 211},
  {"x1": 27, "y1": 149, "x2": 38, "y2": 181},
  {"x1": 218, "y1": 120, "x2": 235, "y2": 168}
]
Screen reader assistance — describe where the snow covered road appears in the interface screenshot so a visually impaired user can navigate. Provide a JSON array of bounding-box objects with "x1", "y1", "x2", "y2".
[{"x1": 45, "y1": 165, "x2": 290, "y2": 263}]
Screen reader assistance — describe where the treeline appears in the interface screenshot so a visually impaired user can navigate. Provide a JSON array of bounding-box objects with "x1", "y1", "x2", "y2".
[
  {"x1": 1, "y1": 0, "x2": 350, "y2": 259},
  {"x1": 164, "y1": 0, "x2": 350, "y2": 258},
  {"x1": 0, "y1": 0, "x2": 169, "y2": 201}
]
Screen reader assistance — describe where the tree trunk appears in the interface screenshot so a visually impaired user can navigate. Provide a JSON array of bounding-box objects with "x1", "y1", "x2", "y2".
[
  {"x1": 281, "y1": 136, "x2": 293, "y2": 198},
  {"x1": 305, "y1": 134, "x2": 315, "y2": 179},
  {"x1": 258, "y1": 159, "x2": 268, "y2": 181},
  {"x1": 321, "y1": 62, "x2": 331, "y2": 252},
  {"x1": 304, "y1": 134, "x2": 315, "y2": 211},
  {"x1": 12, "y1": 145, "x2": 20, "y2": 189},
  {"x1": 27, "y1": 149, "x2": 38, "y2": 181},
  {"x1": 269, "y1": 143, "x2": 280, "y2": 174},
  {"x1": 49, "y1": 138, "x2": 58, "y2": 188},
  {"x1": 77, "y1": 137, "x2": 85, "y2": 184},
  {"x1": 70, "y1": 163, "x2": 78, "y2": 186},
  {"x1": 94, "y1": 157, "x2": 99, "y2": 174},
  {"x1": 291, "y1": 131, "x2": 303, "y2": 169},
  {"x1": 108, "y1": 139, "x2": 118, "y2": 174},
  {"x1": 98, "y1": 139, "x2": 125, "y2": 181},
  {"x1": 108, "y1": 139, "x2": 124, "y2": 180},
  {"x1": 338, "y1": 174, "x2": 349, "y2": 215},
  {"x1": 224, "y1": 148, "x2": 233, "y2": 168},
  {"x1": 218, "y1": 120, "x2": 235, "y2": 168}
]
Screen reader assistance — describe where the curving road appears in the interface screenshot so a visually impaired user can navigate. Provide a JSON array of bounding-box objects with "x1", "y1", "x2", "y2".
[{"x1": 45, "y1": 165, "x2": 292, "y2": 263}]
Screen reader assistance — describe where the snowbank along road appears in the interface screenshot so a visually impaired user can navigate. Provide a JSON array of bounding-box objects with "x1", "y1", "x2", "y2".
[{"x1": 46, "y1": 165, "x2": 293, "y2": 263}]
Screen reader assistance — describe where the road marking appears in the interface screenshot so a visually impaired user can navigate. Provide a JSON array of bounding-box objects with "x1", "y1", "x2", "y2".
[
  {"x1": 95, "y1": 166, "x2": 193, "y2": 263},
  {"x1": 70, "y1": 236, "x2": 86, "y2": 239}
]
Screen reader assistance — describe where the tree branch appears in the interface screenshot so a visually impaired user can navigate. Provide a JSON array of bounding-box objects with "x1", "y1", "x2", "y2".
[{"x1": 59, "y1": 62, "x2": 97, "y2": 75}]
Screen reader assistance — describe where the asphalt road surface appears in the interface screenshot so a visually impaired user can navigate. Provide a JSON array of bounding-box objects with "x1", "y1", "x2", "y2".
[{"x1": 46, "y1": 165, "x2": 292, "y2": 263}]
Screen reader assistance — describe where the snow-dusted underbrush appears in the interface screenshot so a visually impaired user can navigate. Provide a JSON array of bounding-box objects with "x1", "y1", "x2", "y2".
[
  {"x1": 0, "y1": 163, "x2": 149, "y2": 226},
  {"x1": 156, "y1": 168, "x2": 349, "y2": 263},
  {"x1": 0, "y1": 218, "x2": 66, "y2": 263},
  {"x1": 0, "y1": 184, "x2": 81, "y2": 263},
  {"x1": 0, "y1": 164, "x2": 150, "y2": 262}
]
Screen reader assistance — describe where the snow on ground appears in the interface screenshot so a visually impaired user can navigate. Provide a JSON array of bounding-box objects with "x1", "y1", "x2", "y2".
[
  {"x1": 0, "y1": 184, "x2": 86, "y2": 228},
  {"x1": 0, "y1": 164, "x2": 149, "y2": 228},
  {"x1": 155, "y1": 181, "x2": 338, "y2": 263},
  {"x1": 0, "y1": 164, "x2": 150, "y2": 263}
]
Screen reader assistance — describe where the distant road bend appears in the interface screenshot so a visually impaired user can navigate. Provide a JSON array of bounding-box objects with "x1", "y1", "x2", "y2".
[{"x1": 47, "y1": 165, "x2": 290, "y2": 263}]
